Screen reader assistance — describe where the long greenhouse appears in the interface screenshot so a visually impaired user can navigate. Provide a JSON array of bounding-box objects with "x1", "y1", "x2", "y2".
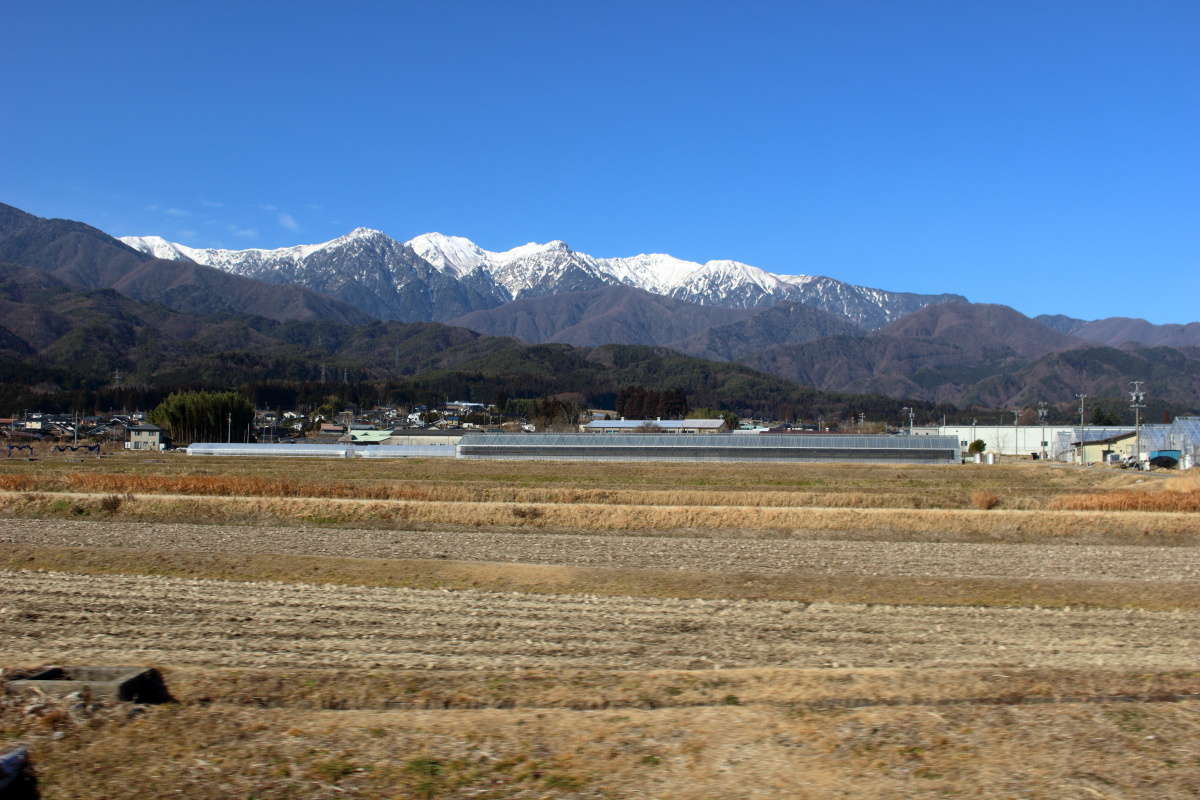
[
  {"x1": 456, "y1": 433, "x2": 962, "y2": 463},
  {"x1": 185, "y1": 443, "x2": 455, "y2": 458}
]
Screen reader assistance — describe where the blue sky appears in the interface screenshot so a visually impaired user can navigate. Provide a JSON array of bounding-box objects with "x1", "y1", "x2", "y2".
[{"x1": 3, "y1": 1, "x2": 1198, "y2": 321}]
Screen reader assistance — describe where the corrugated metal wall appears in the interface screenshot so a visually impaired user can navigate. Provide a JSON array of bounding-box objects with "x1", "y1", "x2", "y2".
[{"x1": 457, "y1": 433, "x2": 961, "y2": 463}]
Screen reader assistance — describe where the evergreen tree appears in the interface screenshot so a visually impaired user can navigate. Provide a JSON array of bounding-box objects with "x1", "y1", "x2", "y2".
[{"x1": 148, "y1": 391, "x2": 254, "y2": 444}]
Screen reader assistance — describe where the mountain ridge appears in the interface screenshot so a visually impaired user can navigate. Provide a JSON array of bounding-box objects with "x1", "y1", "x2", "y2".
[
  {"x1": 0, "y1": 203, "x2": 369, "y2": 325},
  {"x1": 120, "y1": 227, "x2": 967, "y2": 328}
]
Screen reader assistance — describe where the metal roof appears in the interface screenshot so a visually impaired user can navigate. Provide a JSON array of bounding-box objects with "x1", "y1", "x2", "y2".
[
  {"x1": 187, "y1": 443, "x2": 355, "y2": 458},
  {"x1": 185, "y1": 442, "x2": 455, "y2": 458},
  {"x1": 583, "y1": 419, "x2": 726, "y2": 429},
  {"x1": 349, "y1": 430, "x2": 393, "y2": 443}
]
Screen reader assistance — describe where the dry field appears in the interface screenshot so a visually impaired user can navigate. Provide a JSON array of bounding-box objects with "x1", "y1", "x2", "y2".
[{"x1": 3, "y1": 453, "x2": 1200, "y2": 798}]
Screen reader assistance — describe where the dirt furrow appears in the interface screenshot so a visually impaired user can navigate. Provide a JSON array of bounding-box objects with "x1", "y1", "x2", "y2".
[
  {"x1": 6, "y1": 517, "x2": 1200, "y2": 581},
  {"x1": 4, "y1": 569, "x2": 1199, "y2": 672}
]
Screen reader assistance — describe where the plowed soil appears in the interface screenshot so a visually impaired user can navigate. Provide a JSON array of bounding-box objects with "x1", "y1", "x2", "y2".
[
  {"x1": 5, "y1": 569, "x2": 1199, "y2": 671},
  {"x1": 5, "y1": 517, "x2": 1200, "y2": 582}
]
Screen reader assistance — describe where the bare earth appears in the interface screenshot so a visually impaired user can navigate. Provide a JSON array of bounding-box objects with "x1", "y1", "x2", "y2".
[
  {"x1": 5, "y1": 568, "x2": 1199, "y2": 672},
  {"x1": 5, "y1": 517, "x2": 1200, "y2": 582}
]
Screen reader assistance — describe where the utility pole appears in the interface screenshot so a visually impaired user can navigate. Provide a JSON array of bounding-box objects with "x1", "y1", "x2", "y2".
[
  {"x1": 227, "y1": 412, "x2": 232, "y2": 444},
  {"x1": 1130, "y1": 381, "x2": 1146, "y2": 469},
  {"x1": 1076, "y1": 394, "x2": 1088, "y2": 465},
  {"x1": 1037, "y1": 402, "x2": 1048, "y2": 459}
]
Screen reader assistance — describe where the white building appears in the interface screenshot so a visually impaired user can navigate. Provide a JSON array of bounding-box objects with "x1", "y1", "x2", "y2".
[{"x1": 935, "y1": 424, "x2": 1135, "y2": 459}]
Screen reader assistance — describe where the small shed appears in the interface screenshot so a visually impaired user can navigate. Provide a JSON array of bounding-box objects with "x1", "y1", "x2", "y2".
[{"x1": 1073, "y1": 431, "x2": 1137, "y2": 464}]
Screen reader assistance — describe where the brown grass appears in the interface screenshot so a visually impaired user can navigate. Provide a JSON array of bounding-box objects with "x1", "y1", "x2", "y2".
[
  {"x1": 1050, "y1": 474, "x2": 1200, "y2": 512},
  {"x1": 6, "y1": 489, "x2": 1200, "y2": 537},
  {"x1": 0, "y1": 452, "x2": 1146, "y2": 495},
  {"x1": 6, "y1": 678, "x2": 1200, "y2": 799},
  {"x1": 970, "y1": 489, "x2": 1000, "y2": 510},
  {"x1": 0, "y1": 471, "x2": 1047, "y2": 509},
  {"x1": 150, "y1": 664, "x2": 1200, "y2": 711}
]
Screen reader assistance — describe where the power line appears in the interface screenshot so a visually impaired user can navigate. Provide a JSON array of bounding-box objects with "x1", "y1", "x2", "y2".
[
  {"x1": 1129, "y1": 380, "x2": 1146, "y2": 469},
  {"x1": 1075, "y1": 394, "x2": 1088, "y2": 465}
]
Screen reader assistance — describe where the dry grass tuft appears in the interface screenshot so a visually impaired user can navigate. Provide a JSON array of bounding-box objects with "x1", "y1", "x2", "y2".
[
  {"x1": 98, "y1": 494, "x2": 123, "y2": 513},
  {"x1": 970, "y1": 490, "x2": 1000, "y2": 510}
]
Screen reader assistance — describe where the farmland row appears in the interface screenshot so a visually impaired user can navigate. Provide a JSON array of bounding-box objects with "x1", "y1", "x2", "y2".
[
  {"x1": 4, "y1": 570, "x2": 1199, "y2": 671},
  {"x1": 6, "y1": 491, "x2": 1200, "y2": 537},
  {"x1": 5, "y1": 517, "x2": 1200, "y2": 582}
]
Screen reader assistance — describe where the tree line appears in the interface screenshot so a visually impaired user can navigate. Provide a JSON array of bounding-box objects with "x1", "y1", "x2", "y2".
[
  {"x1": 614, "y1": 386, "x2": 688, "y2": 420},
  {"x1": 147, "y1": 391, "x2": 255, "y2": 444}
]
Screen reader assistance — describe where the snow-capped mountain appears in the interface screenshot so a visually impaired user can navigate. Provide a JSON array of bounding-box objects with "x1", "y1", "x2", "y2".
[
  {"x1": 405, "y1": 233, "x2": 966, "y2": 327},
  {"x1": 122, "y1": 228, "x2": 510, "y2": 322},
  {"x1": 409, "y1": 234, "x2": 617, "y2": 297},
  {"x1": 119, "y1": 235, "x2": 204, "y2": 263},
  {"x1": 120, "y1": 229, "x2": 965, "y2": 327}
]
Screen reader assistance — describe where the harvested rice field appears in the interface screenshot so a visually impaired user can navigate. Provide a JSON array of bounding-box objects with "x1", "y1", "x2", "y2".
[{"x1": 3, "y1": 453, "x2": 1200, "y2": 798}]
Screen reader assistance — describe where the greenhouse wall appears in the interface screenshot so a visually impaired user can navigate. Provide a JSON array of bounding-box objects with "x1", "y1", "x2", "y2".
[
  {"x1": 185, "y1": 443, "x2": 454, "y2": 458},
  {"x1": 457, "y1": 433, "x2": 961, "y2": 463}
]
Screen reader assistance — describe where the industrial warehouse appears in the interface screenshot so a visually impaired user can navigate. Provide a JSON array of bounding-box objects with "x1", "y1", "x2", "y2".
[{"x1": 456, "y1": 432, "x2": 963, "y2": 463}]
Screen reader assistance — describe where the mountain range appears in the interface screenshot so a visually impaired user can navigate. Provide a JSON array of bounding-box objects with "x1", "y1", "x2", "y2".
[
  {"x1": 0, "y1": 204, "x2": 367, "y2": 325},
  {"x1": 120, "y1": 229, "x2": 966, "y2": 329},
  {"x1": 3, "y1": 201, "x2": 1199, "y2": 415}
]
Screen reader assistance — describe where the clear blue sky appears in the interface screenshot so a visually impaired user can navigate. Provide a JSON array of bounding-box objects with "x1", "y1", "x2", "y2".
[{"x1": 3, "y1": 1, "x2": 1197, "y2": 322}]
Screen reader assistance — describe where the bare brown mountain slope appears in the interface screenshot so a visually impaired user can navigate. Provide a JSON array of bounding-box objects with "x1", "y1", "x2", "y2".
[
  {"x1": 670, "y1": 301, "x2": 864, "y2": 361},
  {"x1": 739, "y1": 302, "x2": 1145, "y2": 406},
  {"x1": 0, "y1": 202, "x2": 370, "y2": 325},
  {"x1": 1071, "y1": 317, "x2": 1200, "y2": 349},
  {"x1": 881, "y1": 301, "x2": 1085, "y2": 359},
  {"x1": 449, "y1": 285, "x2": 754, "y2": 346}
]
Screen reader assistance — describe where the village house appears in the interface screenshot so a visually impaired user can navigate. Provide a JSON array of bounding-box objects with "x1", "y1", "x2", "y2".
[{"x1": 125, "y1": 424, "x2": 167, "y2": 451}]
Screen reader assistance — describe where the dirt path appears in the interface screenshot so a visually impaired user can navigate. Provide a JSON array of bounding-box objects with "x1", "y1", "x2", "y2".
[{"x1": 5, "y1": 517, "x2": 1200, "y2": 583}]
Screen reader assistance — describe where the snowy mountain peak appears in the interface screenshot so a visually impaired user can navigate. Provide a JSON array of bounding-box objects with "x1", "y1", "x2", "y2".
[
  {"x1": 407, "y1": 232, "x2": 492, "y2": 277},
  {"x1": 120, "y1": 235, "x2": 201, "y2": 263},
  {"x1": 119, "y1": 227, "x2": 966, "y2": 327},
  {"x1": 344, "y1": 226, "x2": 386, "y2": 240}
]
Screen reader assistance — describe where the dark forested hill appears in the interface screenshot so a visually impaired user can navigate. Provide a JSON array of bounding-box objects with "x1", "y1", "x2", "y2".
[{"x1": 0, "y1": 259, "x2": 934, "y2": 420}]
